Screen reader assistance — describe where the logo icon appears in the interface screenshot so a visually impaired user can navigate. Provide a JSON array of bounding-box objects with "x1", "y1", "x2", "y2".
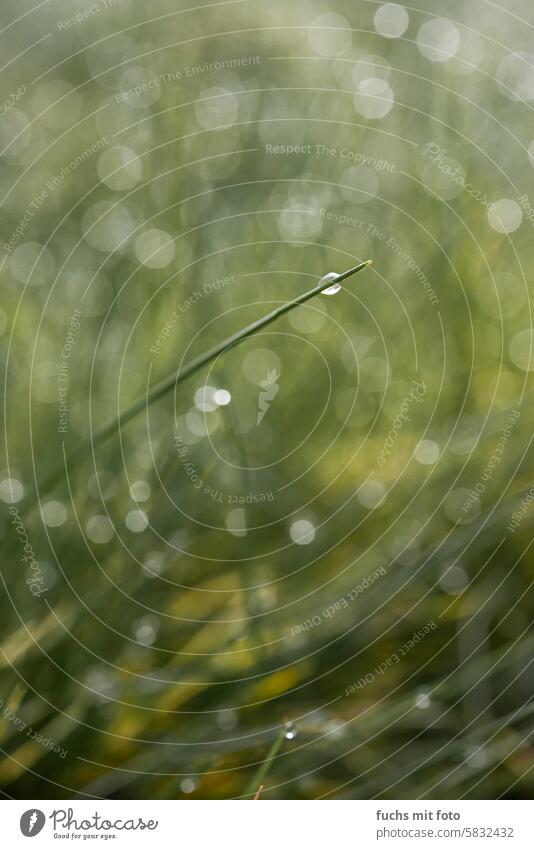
[
  {"x1": 257, "y1": 369, "x2": 280, "y2": 426},
  {"x1": 20, "y1": 809, "x2": 46, "y2": 837}
]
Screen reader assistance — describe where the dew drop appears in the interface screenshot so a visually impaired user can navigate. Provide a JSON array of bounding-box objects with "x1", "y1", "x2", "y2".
[
  {"x1": 415, "y1": 689, "x2": 432, "y2": 709},
  {"x1": 289, "y1": 519, "x2": 316, "y2": 545},
  {"x1": 464, "y1": 745, "x2": 488, "y2": 769}
]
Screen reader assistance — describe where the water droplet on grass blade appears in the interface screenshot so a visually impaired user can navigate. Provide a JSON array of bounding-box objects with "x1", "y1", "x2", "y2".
[
  {"x1": 214, "y1": 388, "x2": 231, "y2": 406},
  {"x1": 285, "y1": 722, "x2": 297, "y2": 740},
  {"x1": 320, "y1": 271, "x2": 342, "y2": 295}
]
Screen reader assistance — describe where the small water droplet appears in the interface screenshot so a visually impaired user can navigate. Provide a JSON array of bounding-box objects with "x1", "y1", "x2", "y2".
[
  {"x1": 464, "y1": 745, "x2": 488, "y2": 769},
  {"x1": 214, "y1": 388, "x2": 231, "y2": 406},
  {"x1": 320, "y1": 271, "x2": 342, "y2": 295},
  {"x1": 217, "y1": 709, "x2": 238, "y2": 730},
  {"x1": 285, "y1": 722, "x2": 297, "y2": 740}
]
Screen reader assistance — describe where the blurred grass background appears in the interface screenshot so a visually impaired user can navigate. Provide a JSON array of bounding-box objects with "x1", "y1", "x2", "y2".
[{"x1": 1, "y1": 0, "x2": 534, "y2": 799}]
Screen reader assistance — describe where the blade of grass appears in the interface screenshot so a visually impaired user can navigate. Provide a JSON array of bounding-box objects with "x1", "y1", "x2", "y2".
[{"x1": 89, "y1": 260, "x2": 372, "y2": 450}]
